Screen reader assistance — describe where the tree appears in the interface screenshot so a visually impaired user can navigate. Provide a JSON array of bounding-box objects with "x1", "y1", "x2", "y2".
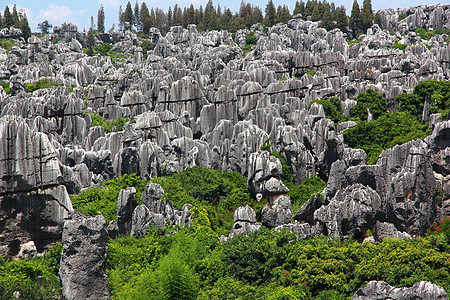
[
  {"x1": 134, "y1": 1, "x2": 141, "y2": 31},
  {"x1": 12, "y1": 5, "x2": 20, "y2": 27},
  {"x1": 310, "y1": 4, "x2": 321, "y2": 22},
  {"x1": 123, "y1": 2, "x2": 134, "y2": 30},
  {"x1": 3, "y1": 6, "x2": 14, "y2": 28},
  {"x1": 361, "y1": 0, "x2": 373, "y2": 32},
  {"x1": 97, "y1": 4, "x2": 105, "y2": 33},
  {"x1": 167, "y1": 7, "x2": 172, "y2": 28},
  {"x1": 38, "y1": 20, "x2": 52, "y2": 34},
  {"x1": 85, "y1": 28, "x2": 96, "y2": 55},
  {"x1": 350, "y1": 0, "x2": 361, "y2": 34},
  {"x1": 334, "y1": 6, "x2": 348, "y2": 32},
  {"x1": 350, "y1": 89, "x2": 388, "y2": 121},
  {"x1": 140, "y1": 2, "x2": 152, "y2": 34},
  {"x1": 264, "y1": 0, "x2": 276, "y2": 27},
  {"x1": 118, "y1": 5, "x2": 124, "y2": 31},
  {"x1": 321, "y1": 4, "x2": 334, "y2": 31},
  {"x1": 18, "y1": 11, "x2": 31, "y2": 40}
]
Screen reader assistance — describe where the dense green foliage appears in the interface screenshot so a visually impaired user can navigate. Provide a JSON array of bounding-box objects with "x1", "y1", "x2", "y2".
[
  {"x1": 0, "y1": 243, "x2": 62, "y2": 299},
  {"x1": 71, "y1": 168, "x2": 255, "y2": 236},
  {"x1": 0, "y1": 5, "x2": 32, "y2": 39},
  {"x1": 118, "y1": 0, "x2": 348, "y2": 35},
  {"x1": 25, "y1": 78, "x2": 62, "y2": 93},
  {"x1": 71, "y1": 174, "x2": 148, "y2": 223},
  {"x1": 0, "y1": 38, "x2": 16, "y2": 53},
  {"x1": 107, "y1": 225, "x2": 450, "y2": 299},
  {"x1": 414, "y1": 80, "x2": 450, "y2": 119},
  {"x1": 288, "y1": 177, "x2": 327, "y2": 214},
  {"x1": 93, "y1": 43, "x2": 113, "y2": 56},
  {"x1": 88, "y1": 112, "x2": 128, "y2": 133},
  {"x1": 344, "y1": 112, "x2": 431, "y2": 164},
  {"x1": 415, "y1": 28, "x2": 450, "y2": 43},
  {"x1": 0, "y1": 81, "x2": 10, "y2": 94},
  {"x1": 350, "y1": 89, "x2": 388, "y2": 121},
  {"x1": 312, "y1": 97, "x2": 351, "y2": 124},
  {"x1": 392, "y1": 40, "x2": 408, "y2": 51}
]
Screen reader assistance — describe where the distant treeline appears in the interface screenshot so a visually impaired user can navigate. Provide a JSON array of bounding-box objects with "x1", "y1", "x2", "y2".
[
  {"x1": 95, "y1": 0, "x2": 374, "y2": 36},
  {"x1": 0, "y1": 5, "x2": 31, "y2": 39}
]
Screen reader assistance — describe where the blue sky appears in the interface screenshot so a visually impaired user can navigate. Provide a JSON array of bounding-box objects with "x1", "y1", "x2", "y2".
[{"x1": 4, "y1": 0, "x2": 442, "y2": 33}]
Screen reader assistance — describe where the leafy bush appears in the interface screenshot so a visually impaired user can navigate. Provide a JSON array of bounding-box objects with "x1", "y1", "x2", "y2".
[
  {"x1": 245, "y1": 31, "x2": 257, "y2": 45},
  {"x1": 393, "y1": 40, "x2": 408, "y2": 51},
  {"x1": 414, "y1": 80, "x2": 450, "y2": 119},
  {"x1": 88, "y1": 112, "x2": 128, "y2": 133},
  {"x1": 344, "y1": 111, "x2": 431, "y2": 164},
  {"x1": 305, "y1": 70, "x2": 317, "y2": 76},
  {"x1": 312, "y1": 97, "x2": 351, "y2": 124},
  {"x1": 71, "y1": 173, "x2": 148, "y2": 223},
  {"x1": 93, "y1": 43, "x2": 113, "y2": 56},
  {"x1": 0, "y1": 81, "x2": 10, "y2": 94},
  {"x1": 350, "y1": 89, "x2": 388, "y2": 121},
  {"x1": 396, "y1": 93, "x2": 423, "y2": 119},
  {"x1": 141, "y1": 40, "x2": 154, "y2": 58},
  {"x1": 288, "y1": 176, "x2": 326, "y2": 214},
  {"x1": 25, "y1": 78, "x2": 62, "y2": 93},
  {"x1": 0, "y1": 250, "x2": 62, "y2": 299},
  {"x1": 0, "y1": 38, "x2": 16, "y2": 53}
]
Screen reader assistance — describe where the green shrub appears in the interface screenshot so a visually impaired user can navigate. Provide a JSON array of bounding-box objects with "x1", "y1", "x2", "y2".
[
  {"x1": 344, "y1": 111, "x2": 431, "y2": 164},
  {"x1": 93, "y1": 43, "x2": 113, "y2": 56},
  {"x1": 0, "y1": 81, "x2": 10, "y2": 94},
  {"x1": 288, "y1": 176, "x2": 327, "y2": 214},
  {"x1": 305, "y1": 70, "x2": 317, "y2": 76},
  {"x1": 25, "y1": 78, "x2": 62, "y2": 93},
  {"x1": 393, "y1": 40, "x2": 408, "y2": 51},
  {"x1": 245, "y1": 31, "x2": 257, "y2": 45},
  {"x1": 71, "y1": 173, "x2": 148, "y2": 223},
  {"x1": 141, "y1": 40, "x2": 154, "y2": 58},
  {"x1": 0, "y1": 256, "x2": 61, "y2": 299},
  {"x1": 396, "y1": 93, "x2": 423, "y2": 119},
  {"x1": 88, "y1": 112, "x2": 128, "y2": 133},
  {"x1": 350, "y1": 89, "x2": 388, "y2": 121},
  {"x1": 0, "y1": 38, "x2": 16, "y2": 53},
  {"x1": 312, "y1": 97, "x2": 351, "y2": 124}
]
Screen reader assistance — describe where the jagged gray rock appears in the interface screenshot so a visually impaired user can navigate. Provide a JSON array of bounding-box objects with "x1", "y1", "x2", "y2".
[
  {"x1": 351, "y1": 280, "x2": 448, "y2": 300},
  {"x1": 59, "y1": 212, "x2": 110, "y2": 300}
]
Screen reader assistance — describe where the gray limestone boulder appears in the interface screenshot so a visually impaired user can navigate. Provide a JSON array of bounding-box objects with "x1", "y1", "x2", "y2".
[
  {"x1": 261, "y1": 195, "x2": 293, "y2": 228},
  {"x1": 59, "y1": 212, "x2": 110, "y2": 300},
  {"x1": 117, "y1": 187, "x2": 137, "y2": 235},
  {"x1": 142, "y1": 183, "x2": 165, "y2": 210},
  {"x1": 373, "y1": 221, "x2": 411, "y2": 242},
  {"x1": 314, "y1": 184, "x2": 382, "y2": 239},
  {"x1": 234, "y1": 205, "x2": 257, "y2": 223},
  {"x1": 352, "y1": 280, "x2": 447, "y2": 300}
]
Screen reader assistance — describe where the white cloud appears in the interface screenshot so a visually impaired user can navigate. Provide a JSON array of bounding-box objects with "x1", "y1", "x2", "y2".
[
  {"x1": 99, "y1": 0, "x2": 121, "y2": 9},
  {"x1": 34, "y1": 4, "x2": 90, "y2": 30}
]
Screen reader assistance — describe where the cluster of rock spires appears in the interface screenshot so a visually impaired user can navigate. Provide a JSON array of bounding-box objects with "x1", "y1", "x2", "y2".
[{"x1": 0, "y1": 4, "x2": 448, "y2": 299}]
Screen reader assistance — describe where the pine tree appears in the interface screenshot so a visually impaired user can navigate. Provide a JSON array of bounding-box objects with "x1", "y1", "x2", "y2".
[
  {"x1": 167, "y1": 7, "x2": 172, "y2": 28},
  {"x1": 140, "y1": 2, "x2": 151, "y2": 34},
  {"x1": 118, "y1": 5, "x2": 124, "y2": 31},
  {"x1": 3, "y1": 6, "x2": 14, "y2": 28},
  {"x1": 311, "y1": 4, "x2": 321, "y2": 22},
  {"x1": 361, "y1": 0, "x2": 373, "y2": 32},
  {"x1": 349, "y1": 0, "x2": 361, "y2": 34},
  {"x1": 12, "y1": 5, "x2": 20, "y2": 28},
  {"x1": 123, "y1": 2, "x2": 134, "y2": 30},
  {"x1": 85, "y1": 28, "x2": 96, "y2": 55},
  {"x1": 304, "y1": 0, "x2": 317, "y2": 18},
  {"x1": 334, "y1": 6, "x2": 348, "y2": 32},
  {"x1": 134, "y1": 1, "x2": 141, "y2": 31},
  {"x1": 18, "y1": 11, "x2": 31, "y2": 40},
  {"x1": 321, "y1": 4, "x2": 334, "y2": 31},
  {"x1": 264, "y1": 0, "x2": 276, "y2": 27},
  {"x1": 97, "y1": 4, "x2": 105, "y2": 33}
]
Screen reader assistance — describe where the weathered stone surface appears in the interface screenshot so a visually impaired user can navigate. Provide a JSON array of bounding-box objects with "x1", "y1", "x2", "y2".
[
  {"x1": 59, "y1": 212, "x2": 110, "y2": 300},
  {"x1": 261, "y1": 195, "x2": 293, "y2": 228},
  {"x1": 351, "y1": 280, "x2": 448, "y2": 300},
  {"x1": 117, "y1": 187, "x2": 137, "y2": 235},
  {"x1": 373, "y1": 221, "x2": 411, "y2": 242},
  {"x1": 234, "y1": 205, "x2": 256, "y2": 223},
  {"x1": 314, "y1": 184, "x2": 381, "y2": 239}
]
